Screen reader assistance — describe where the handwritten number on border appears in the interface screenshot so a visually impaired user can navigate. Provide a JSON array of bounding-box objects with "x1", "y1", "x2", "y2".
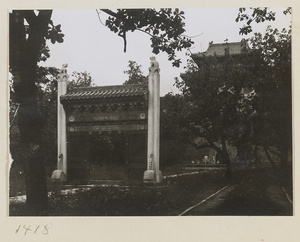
[{"x1": 15, "y1": 224, "x2": 52, "y2": 235}]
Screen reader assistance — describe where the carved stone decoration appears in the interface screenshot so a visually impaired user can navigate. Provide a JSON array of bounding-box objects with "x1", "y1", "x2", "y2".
[
  {"x1": 53, "y1": 63, "x2": 69, "y2": 182},
  {"x1": 149, "y1": 56, "x2": 160, "y2": 74},
  {"x1": 59, "y1": 63, "x2": 69, "y2": 80},
  {"x1": 144, "y1": 56, "x2": 162, "y2": 184}
]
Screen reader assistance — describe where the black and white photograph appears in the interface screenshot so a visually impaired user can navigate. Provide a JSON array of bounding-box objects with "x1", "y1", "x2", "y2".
[{"x1": 2, "y1": 2, "x2": 299, "y2": 241}]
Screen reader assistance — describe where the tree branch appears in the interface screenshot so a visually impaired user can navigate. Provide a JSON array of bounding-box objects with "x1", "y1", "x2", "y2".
[
  {"x1": 96, "y1": 9, "x2": 105, "y2": 26},
  {"x1": 192, "y1": 130, "x2": 222, "y2": 153},
  {"x1": 194, "y1": 129, "x2": 221, "y2": 152},
  {"x1": 181, "y1": 33, "x2": 203, "y2": 39},
  {"x1": 100, "y1": 9, "x2": 118, "y2": 18},
  {"x1": 118, "y1": 31, "x2": 127, "y2": 52}
]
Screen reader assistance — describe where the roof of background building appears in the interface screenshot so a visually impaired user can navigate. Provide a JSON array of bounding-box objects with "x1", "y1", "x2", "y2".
[
  {"x1": 192, "y1": 41, "x2": 246, "y2": 58},
  {"x1": 61, "y1": 84, "x2": 148, "y2": 102}
]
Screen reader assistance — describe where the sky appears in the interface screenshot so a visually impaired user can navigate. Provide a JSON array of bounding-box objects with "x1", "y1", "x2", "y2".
[{"x1": 41, "y1": 8, "x2": 291, "y2": 96}]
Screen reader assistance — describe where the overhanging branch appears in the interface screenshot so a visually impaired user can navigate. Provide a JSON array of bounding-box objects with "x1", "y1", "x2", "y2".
[
  {"x1": 100, "y1": 9, "x2": 118, "y2": 18},
  {"x1": 96, "y1": 9, "x2": 105, "y2": 26}
]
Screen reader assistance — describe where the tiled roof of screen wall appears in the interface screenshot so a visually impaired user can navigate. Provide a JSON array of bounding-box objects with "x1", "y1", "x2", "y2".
[
  {"x1": 61, "y1": 84, "x2": 148, "y2": 102},
  {"x1": 192, "y1": 41, "x2": 247, "y2": 58}
]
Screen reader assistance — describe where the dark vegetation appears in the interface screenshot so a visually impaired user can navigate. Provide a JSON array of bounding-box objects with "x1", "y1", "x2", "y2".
[
  {"x1": 9, "y1": 170, "x2": 232, "y2": 216},
  {"x1": 185, "y1": 169, "x2": 293, "y2": 216},
  {"x1": 10, "y1": 168, "x2": 292, "y2": 216}
]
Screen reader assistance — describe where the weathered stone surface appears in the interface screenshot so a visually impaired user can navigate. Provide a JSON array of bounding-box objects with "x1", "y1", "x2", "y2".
[
  {"x1": 57, "y1": 64, "x2": 68, "y2": 177},
  {"x1": 51, "y1": 170, "x2": 67, "y2": 182},
  {"x1": 144, "y1": 56, "x2": 162, "y2": 184},
  {"x1": 143, "y1": 170, "x2": 155, "y2": 183}
]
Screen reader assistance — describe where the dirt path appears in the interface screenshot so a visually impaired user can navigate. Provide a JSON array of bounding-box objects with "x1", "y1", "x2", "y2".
[{"x1": 181, "y1": 170, "x2": 293, "y2": 216}]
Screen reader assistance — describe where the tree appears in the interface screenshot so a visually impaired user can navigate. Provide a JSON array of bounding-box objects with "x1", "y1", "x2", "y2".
[
  {"x1": 176, "y1": 42, "x2": 254, "y2": 177},
  {"x1": 236, "y1": 8, "x2": 292, "y2": 182},
  {"x1": 236, "y1": 7, "x2": 291, "y2": 35},
  {"x1": 248, "y1": 27, "x2": 291, "y2": 177},
  {"x1": 175, "y1": 8, "x2": 292, "y2": 179},
  {"x1": 9, "y1": 10, "x2": 64, "y2": 215},
  {"x1": 10, "y1": 69, "x2": 95, "y2": 197},
  {"x1": 123, "y1": 60, "x2": 148, "y2": 85},
  {"x1": 10, "y1": 66, "x2": 60, "y2": 165},
  {"x1": 68, "y1": 71, "x2": 95, "y2": 90},
  {"x1": 98, "y1": 9, "x2": 193, "y2": 67},
  {"x1": 9, "y1": 9, "x2": 193, "y2": 215},
  {"x1": 160, "y1": 93, "x2": 192, "y2": 166}
]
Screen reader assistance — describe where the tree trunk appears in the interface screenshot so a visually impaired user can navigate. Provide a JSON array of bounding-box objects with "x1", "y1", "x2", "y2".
[
  {"x1": 21, "y1": 143, "x2": 48, "y2": 215},
  {"x1": 10, "y1": 10, "x2": 53, "y2": 215},
  {"x1": 13, "y1": 73, "x2": 49, "y2": 215},
  {"x1": 221, "y1": 136, "x2": 231, "y2": 178}
]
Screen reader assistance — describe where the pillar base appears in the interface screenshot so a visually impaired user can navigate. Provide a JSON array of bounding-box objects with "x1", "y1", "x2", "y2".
[
  {"x1": 143, "y1": 170, "x2": 155, "y2": 184},
  {"x1": 143, "y1": 170, "x2": 163, "y2": 184},
  {"x1": 51, "y1": 170, "x2": 67, "y2": 182}
]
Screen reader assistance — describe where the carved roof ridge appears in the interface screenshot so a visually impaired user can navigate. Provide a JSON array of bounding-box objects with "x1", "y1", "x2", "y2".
[
  {"x1": 61, "y1": 84, "x2": 148, "y2": 103},
  {"x1": 70, "y1": 84, "x2": 148, "y2": 93}
]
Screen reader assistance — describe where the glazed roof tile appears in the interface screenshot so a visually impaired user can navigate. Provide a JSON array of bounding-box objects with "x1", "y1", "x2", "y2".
[
  {"x1": 61, "y1": 84, "x2": 148, "y2": 102},
  {"x1": 192, "y1": 41, "x2": 247, "y2": 59}
]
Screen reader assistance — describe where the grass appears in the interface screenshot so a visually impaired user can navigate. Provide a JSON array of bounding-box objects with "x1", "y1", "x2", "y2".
[{"x1": 10, "y1": 170, "x2": 228, "y2": 216}]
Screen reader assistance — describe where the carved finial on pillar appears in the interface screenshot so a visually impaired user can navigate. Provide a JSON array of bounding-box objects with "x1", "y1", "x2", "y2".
[
  {"x1": 59, "y1": 63, "x2": 69, "y2": 80},
  {"x1": 149, "y1": 57, "x2": 160, "y2": 74}
]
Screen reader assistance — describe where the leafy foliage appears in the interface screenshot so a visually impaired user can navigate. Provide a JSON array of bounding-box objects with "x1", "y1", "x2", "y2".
[
  {"x1": 68, "y1": 71, "x2": 95, "y2": 91},
  {"x1": 100, "y1": 9, "x2": 193, "y2": 67},
  {"x1": 236, "y1": 7, "x2": 292, "y2": 168},
  {"x1": 173, "y1": 8, "x2": 292, "y2": 175},
  {"x1": 123, "y1": 60, "x2": 148, "y2": 85},
  {"x1": 236, "y1": 7, "x2": 291, "y2": 35},
  {"x1": 176, "y1": 50, "x2": 254, "y2": 167},
  {"x1": 160, "y1": 93, "x2": 192, "y2": 165},
  {"x1": 9, "y1": 11, "x2": 64, "y2": 79},
  {"x1": 248, "y1": 25, "x2": 292, "y2": 170}
]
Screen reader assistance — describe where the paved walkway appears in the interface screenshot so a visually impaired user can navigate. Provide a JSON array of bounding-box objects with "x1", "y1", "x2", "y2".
[{"x1": 181, "y1": 170, "x2": 293, "y2": 216}]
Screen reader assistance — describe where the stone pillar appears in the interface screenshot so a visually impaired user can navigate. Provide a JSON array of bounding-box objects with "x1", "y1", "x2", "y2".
[
  {"x1": 51, "y1": 64, "x2": 68, "y2": 181},
  {"x1": 143, "y1": 57, "x2": 162, "y2": 184}
]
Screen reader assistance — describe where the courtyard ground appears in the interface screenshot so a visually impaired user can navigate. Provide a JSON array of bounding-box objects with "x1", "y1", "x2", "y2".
[{"x1": 9, "y1": 167, "x2": 293, "y2": 216}]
